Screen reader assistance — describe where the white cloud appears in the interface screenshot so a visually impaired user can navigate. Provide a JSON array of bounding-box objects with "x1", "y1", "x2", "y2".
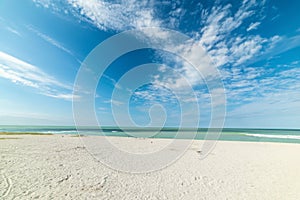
[
  {"x1": 230, "y1": 35, "x2": 267, "y2": 65},
  {"x1": 33, "y1": 0, "x2": 288, "y2": 71},
  {"x1": 247, "y1": 22, "x2": 261, "y2": 31},
  {"x1": 226, "y1": 89, "x2": 300, "y2": 128},
  {"x1": 139, "y1": 0, "x2": 279, "y2": 101},
  {"x1": 26, "y1": 25, "x2": 79, "y2": 62},
  {"x1": 102, "y1": 74, "x2": 122, "y2": 90},
  {"x1": 44, "y1": 93, "x2": 80, "y2": 101},
  {"x1": 64, "y1": 0, "x2": 160, "y2": 31},
  {"x1": 5, "y1": 26, "x2": 22, "y2": 37},
  {"x1": 197, "y1": 1, "x2": 278, "y2": 68},
  {"x1": 221, "y1": 61, "x2": 300, "y2": 108},
  {"x1": 199, "y1": 0, "x2": 257, "y2": 49},
  {"x1": 104, "y1": 99, "x2": 124, "y2": 106},
  {"x1": 0, "y1": 17, "x2": 22, "y2": 37},
  {"x1": 132, "y1": 84, "x2": 180, "y2": 105},
  {"x1": 98, "y1": 107, "x2": 107, "y2": 111},
  {"x1": 136, "y1": 1, "x2": 270, "y2": 106},
  {"x1": 0, "y1": 51, "x2": 75, "y2": 100}
]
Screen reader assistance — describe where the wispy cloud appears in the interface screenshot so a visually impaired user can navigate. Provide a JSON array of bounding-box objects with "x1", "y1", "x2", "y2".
[
  {"x1": 98, "y1": 107, "x2": 107, "y2": 111},
  {"x1": 5, "y1": 26, "x2": 22, "y2": 37},
  {"x1": 222, "y1": 63, "x2": 300, "y2": 128},
  {"x1": 28, "y1": 26, "x2": 71, "y2": 54},
  {"x1": 48, "y1": 0, "x2": 262, "y2": 109},
  {"x1": 0, "y1": 17, "x2": 22, "y2": 37},
  {"x1": 223, "y1": 61, "x2": 300, "y2": 106},
  {"x1": 104, "y1": 99, "x2": 124, "y2": 106},
  {"x1": 102, "y1": 74, "x2": 122, "y2": 90},
  {"x1": 199, "y1": 2, "x2": 254, "y2": 49},
  {"x1": 226, "y1": 89, "x2": 300, "y2": 128},
  {"x1": 34, "y1": 0, "x2": 160, "y2": 31},
  {"x1": 126, "y1": 1, "x2": 272, "y2": 107},
  {"x1": 247, "y1": 22, "x2": 261, "y2": 31},
  {"x1": 32, "y1": 0, "x2": 297, "y2": 70},
  {"x1": 132, "y1": 84, "x2": 179, "y2": 104},
  {"x1": 70, "y1": 0, "x2": 160, "y2": 30},
  {"x1": 26, "y1": 25, "x2": 81, "y2": 63},
  {"x1": 255, "y1": 35, "x2": 300, "y2": 62},
  {"x1": 196, "y1": 0, "x2": 280, "y2": 67},
  {"x1": 0, "y1": 51, "x2": 77, "y2": 100}
]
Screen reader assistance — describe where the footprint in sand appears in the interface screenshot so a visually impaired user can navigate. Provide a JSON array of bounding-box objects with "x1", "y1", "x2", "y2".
[{"x1": 0, "y1": 171, "x2": 12, "y2": 198}]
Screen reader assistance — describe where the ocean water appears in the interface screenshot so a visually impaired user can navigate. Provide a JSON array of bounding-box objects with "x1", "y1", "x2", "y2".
[{"x1": 1, "y1": 126, "x2": 300, "y2": 144}]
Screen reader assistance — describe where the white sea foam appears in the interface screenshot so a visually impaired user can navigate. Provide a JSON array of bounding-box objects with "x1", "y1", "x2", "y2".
[
  {"x1": 245, "y1": 133, "x2": 300, "y2": 140},
  {"x1": 40, "y1": 130, "x2": 77, "y2": 134}
]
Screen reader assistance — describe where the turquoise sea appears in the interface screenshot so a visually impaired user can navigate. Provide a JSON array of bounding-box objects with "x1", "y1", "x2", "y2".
[{"x1": 1, "y1": 126, "x2": 300, "y2": 144}]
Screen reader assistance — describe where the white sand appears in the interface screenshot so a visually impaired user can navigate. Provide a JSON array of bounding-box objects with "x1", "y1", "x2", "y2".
[{"x1": 1, "y1": 135, "x2": 300, "y2": 199}]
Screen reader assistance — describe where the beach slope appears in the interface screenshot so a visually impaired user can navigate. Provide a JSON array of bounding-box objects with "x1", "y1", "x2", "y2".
[{"x1": 1, "y1": 135, "x2": 300, "y2": 199}]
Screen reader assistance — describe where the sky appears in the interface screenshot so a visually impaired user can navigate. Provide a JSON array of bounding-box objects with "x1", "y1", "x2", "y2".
[{"x1": 0, "y1": 0, "x2": 300, "y2": 128}]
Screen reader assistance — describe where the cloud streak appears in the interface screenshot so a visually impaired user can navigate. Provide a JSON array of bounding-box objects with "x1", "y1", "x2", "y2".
[
  {"x1": 0, "y1": 51, "x2": 77, "y2": 100},
  {"x1": 247, "y1": 22, "x2": 261, "y2": 31},
  {"x1": 5, "y1": 26, "x2": 22, "y2": 37},
  {"x1": 26, "y1": 25, "x2": 81, "y2": 63}
]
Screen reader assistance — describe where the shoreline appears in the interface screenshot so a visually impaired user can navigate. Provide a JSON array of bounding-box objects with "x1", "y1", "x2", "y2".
[{"x1": 1, "y1": 131, "x2": 300, "y2": 144}]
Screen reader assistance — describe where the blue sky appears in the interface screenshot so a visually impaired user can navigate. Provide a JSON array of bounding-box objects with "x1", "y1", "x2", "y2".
[{"x1": 0, "y1": 0, "x2": 300, "y2": 128}]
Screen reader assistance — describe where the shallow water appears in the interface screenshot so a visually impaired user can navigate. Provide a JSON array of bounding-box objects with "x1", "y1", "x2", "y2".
[{"x1": 1, "y1": 126, "x2": 300, "y2": 144}]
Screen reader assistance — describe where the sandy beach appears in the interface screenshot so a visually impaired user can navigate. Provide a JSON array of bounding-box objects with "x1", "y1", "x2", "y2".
[{"x1": 1, "y1": 135, "x2": 300, "y2": 199}]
